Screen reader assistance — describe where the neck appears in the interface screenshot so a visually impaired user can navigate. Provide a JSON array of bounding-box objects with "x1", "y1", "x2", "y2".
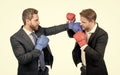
[
  {"x1": 23, "y1": 24, "x2": 33, "y2": 32},
  {"x1": 87, "y1": 22, "x2": 96, "y2": 32}
]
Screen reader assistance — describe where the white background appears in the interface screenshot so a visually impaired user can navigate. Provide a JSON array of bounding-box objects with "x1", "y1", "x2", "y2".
[{"x1": 0, "y1": 0, "x2": 120, "y2": 75}]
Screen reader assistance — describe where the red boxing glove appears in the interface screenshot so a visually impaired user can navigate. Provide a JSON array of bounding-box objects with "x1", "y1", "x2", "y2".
[
  {"x1": 66, "y1": 13, "x2": 76, "y2": 21},
  {"x1": 73, "y1": 31, "x2": 87, "y2": 47}
]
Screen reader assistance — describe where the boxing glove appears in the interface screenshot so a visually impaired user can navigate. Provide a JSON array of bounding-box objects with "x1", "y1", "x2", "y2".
[
  {"x1": 68, "y1": 22, "x2": 74, "y2": 29},
  {"x1": 73, "y1": 31, "x2": 87, "y2": 47},
  {"x1": 35, "y1": 35, "x2": 49, "y2": 51},
  {"x1": 72, "y1": 22, "x2": 82, "y2": 32},
  {"x1": 66, "y1": 13, "x2": 76, "y2": 21}
]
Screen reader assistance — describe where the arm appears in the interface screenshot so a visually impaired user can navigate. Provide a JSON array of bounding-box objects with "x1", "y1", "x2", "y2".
[
  {"x1": 43, "y1": 24, "x2": 68, "y2": 36},
  {"x1": 85, "y1": 32, "x2": 108, "y2": 61},
  {"x1": 67, "y1": 29, "x2": 75, "y2": 38},
  {"x1": 10, "y1": 36, "x2": 41, "y2": 64},
  {"x1": 36, "y1": 13, "x2": 76, "y2": 36},
  {"x1": 35, "y1": 24, "x2": 68, "y2": 36}
]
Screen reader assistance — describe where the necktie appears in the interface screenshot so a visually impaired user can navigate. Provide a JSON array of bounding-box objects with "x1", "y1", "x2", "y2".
[
  {"x1": 31, "y1": 32, "x2": 45, "y2": 71},
  {"x1": 31, "y1": 32, "x2": 37, "y2": 45}
]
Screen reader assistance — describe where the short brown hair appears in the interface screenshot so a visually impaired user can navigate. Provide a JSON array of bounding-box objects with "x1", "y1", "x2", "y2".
[
  {"x1": 80, "y1": 9, "x2": 97, "y2": 22},
  {"x1": 22, "y1": 8, "x2": 38, "y2": 24}
]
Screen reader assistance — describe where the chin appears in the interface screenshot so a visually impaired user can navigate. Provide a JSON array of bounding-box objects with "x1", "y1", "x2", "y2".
[
  {"x1": 33, "y1": 27, "x2": 37, "y2": 31},
  {"x1": 35, "y1": 26, "x2": 39, "y2": 30},
  {"x1": 35, "y1": 28, "x2": 38, "y2": 31},
  {"x1": 82, "y1": 28, "x2": 85, "y2": 31}
]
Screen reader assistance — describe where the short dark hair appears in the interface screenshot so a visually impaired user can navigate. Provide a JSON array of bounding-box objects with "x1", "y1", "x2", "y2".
[
  {"x1": 80, "y1": 9, "x2": 97, "y2": 22},
  {"x1": 22, "y1": 8, "x2": 38, "y2": 24}
]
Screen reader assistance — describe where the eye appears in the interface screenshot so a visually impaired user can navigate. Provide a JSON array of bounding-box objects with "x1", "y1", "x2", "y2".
[
  {"x1": 35, "y1": 19, "x2": 38, "y2": 21},
  {"x1": 81, "y1": 21, "x2": 85, "y2": 24}
]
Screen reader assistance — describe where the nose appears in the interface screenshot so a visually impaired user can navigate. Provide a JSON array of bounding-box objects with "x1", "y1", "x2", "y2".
[{"x1": 80, "y1": 23, "x2": 83, "y2": 26}]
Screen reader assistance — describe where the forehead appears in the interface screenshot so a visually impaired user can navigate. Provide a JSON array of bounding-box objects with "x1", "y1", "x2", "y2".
[
  {"x1": 80, "y1": 16, "x2": 86, "y2": 20},
  {"x1": 80, "y1": 16, "x2": 88, "y2": 22}
]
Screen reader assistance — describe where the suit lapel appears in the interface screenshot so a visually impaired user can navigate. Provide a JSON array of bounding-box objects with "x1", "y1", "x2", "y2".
[
  {"x1": 88, "y1": 33, "x2": 95, "y2": 44},
  {"x1": 88, "y1": 25, "x2": 99, "y2": 44},
  {"x1": 20, "y1": 28, "x2": 35, "y2": 47}
]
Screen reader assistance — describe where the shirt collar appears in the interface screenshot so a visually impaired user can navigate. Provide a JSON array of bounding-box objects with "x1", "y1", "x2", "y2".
[{"x1": 23, "y1": 27, "x2": 33, "y2": 35}]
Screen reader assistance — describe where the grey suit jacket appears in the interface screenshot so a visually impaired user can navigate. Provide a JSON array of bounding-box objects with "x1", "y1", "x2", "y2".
[
  {"x1": 10, "y1": 24, "x2": 68, "y2": 75},
  {"x1": 67, "y1": 24, "x2": 108, "y2": 75}
]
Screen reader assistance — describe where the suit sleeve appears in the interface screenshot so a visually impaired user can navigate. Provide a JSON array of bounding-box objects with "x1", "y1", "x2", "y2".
[
  {"x1": 84, "y1": 32, "x2": 108, "y2": 62},
  {"x1": 42, "y1": 24, "x2": 68, "y2": 36},
  {"x1": 67, "y1": 29, "x2": 75, "y2": 38},
  {"x1": 10, "y1": 36, "x2": 41, "y2": 64}
]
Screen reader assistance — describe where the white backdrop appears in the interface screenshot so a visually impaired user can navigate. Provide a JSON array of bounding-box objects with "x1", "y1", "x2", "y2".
[{"x1": 0, "y1": 0, "x2": 120, "y2": 75}]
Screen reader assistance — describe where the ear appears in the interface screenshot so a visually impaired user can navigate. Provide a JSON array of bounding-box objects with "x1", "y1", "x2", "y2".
[
  {"x1": 26, "y1": 19, "x2": 31, "y2": 24},
  {"x1": 26, "y1": 19, "x2": 30, "y2": 22},
  {"x1": 90, "y1": 19, "x2": 95, "y2": 24}
]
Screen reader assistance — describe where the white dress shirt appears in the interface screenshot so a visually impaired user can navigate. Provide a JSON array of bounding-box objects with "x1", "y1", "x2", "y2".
[
  {"x1": 80, "y1": 24, "x2": 97, "y2": 66},
  {"x1": 23, "y1": 27, "x2": 36, "y2": 45}
]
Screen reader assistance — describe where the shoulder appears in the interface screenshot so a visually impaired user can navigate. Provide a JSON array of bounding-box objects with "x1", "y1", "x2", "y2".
[
  {"x1": 10, "y1": 28, "x2": 24, "y2": 40},
  {"x1": 94, "y1": 26, "x2": 108, "y2": 41},
  {"x1": 96, "y1": 26, "x2": 108, "y2": 36}
]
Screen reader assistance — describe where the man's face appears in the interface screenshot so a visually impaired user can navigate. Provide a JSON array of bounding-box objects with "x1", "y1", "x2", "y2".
[
  {"x1": 29, "y1": 14, "x2": 40, "y2": 31},
  {"x1": 80, "y1": 16, "x2": 92, "y2": 32}
]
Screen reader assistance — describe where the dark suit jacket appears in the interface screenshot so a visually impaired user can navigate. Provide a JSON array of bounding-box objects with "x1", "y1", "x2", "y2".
[
  {"x1": 67, "y1": 25, "x2": 108, "y2": 75},
  {"x1": 10, "y1": 24, "x2": 68, "y2": 75}
]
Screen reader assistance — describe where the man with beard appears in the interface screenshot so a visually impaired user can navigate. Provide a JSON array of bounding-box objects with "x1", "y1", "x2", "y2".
[{"x1": 10, "y1": 8, "x2": 69, "y2": 75}]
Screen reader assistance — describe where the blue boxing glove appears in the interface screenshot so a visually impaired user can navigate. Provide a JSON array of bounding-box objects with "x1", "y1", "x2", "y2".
[
  {"x1": 35, "y1": 35, "x2": 49, "y2": 51},
  {"x1": 72, "y1": 22, "x2": 82, "y2": 32},
  {"x1": 68, "y1": 22, "x2": 74, "y2": 29}
]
